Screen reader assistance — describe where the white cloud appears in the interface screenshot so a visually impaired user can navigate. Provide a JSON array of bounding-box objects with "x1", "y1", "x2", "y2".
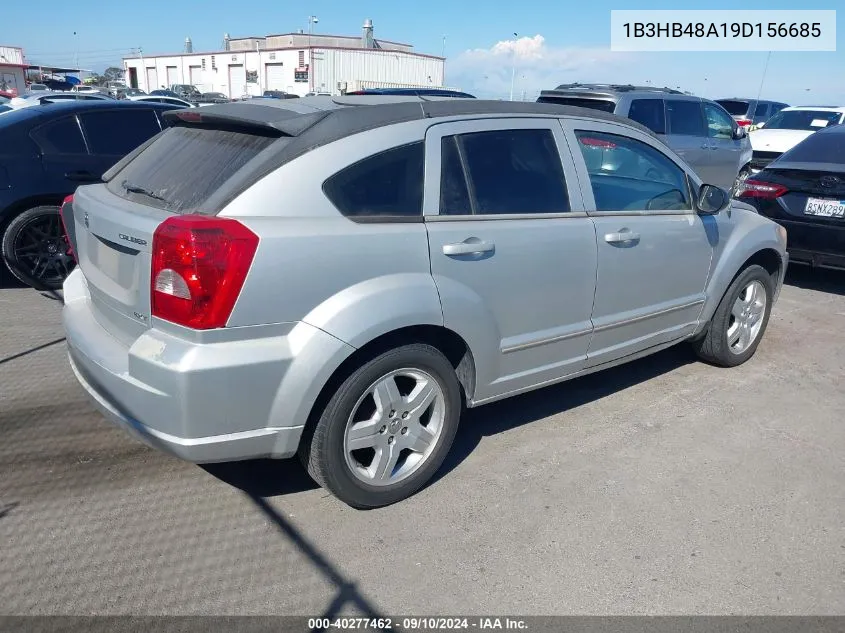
[{"x1": 446, "y1": 35, "x2": 637, "y2": 99}]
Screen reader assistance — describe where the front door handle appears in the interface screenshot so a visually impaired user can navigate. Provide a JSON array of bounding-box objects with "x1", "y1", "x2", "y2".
[
  {"x1": 442, "y1": 239, "x2": 495, "y2": 256},
  {"x1": 65, "y1": 170, "x2": 101, "y2": 183},
  {"x1": 604, "y1": 231, "x2": 640, "y2": 244},
  {"x1": 701, "y1": 142, "x2": 710, "y2": 149}
]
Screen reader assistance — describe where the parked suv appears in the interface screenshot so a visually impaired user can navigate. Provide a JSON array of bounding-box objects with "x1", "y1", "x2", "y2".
[
  {"x1": 537, "y1": 84, "x2": 752, "y2": 192},
  {"x1": 0, "y1": 100, "x2": 181, "y2": 289},
  {"x1": 715, "y1": 98, "x2": 789, "y2": 128},
  {"x1": 62, "y1": 97, "x2": 787, "y2": 508}
]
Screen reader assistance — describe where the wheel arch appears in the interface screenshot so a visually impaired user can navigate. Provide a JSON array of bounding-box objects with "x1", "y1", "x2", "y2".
[
  {"x1": 297, "y1": 324, "x2": 476, "y2": 455},
  {"x1": 0, "y1": 195, "x2": 66, "y2": 231},
  {"x1": 699, "y1": 241, "x2": 785, "y2": 332}
]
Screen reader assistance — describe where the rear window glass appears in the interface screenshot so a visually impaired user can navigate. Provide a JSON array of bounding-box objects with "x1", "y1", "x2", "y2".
[
  {"x1": 536, "y1": 96, "x2": 617, "y2": 113},
  {"x1": 716, "y1": 100, "x2": 750, "y2": 116},
  {"x1": 780, "y1": 131, "x2": 845, "y2": 164},
  {"x1": 106, "y1": 125, "x2": 277, "y2": 213}
]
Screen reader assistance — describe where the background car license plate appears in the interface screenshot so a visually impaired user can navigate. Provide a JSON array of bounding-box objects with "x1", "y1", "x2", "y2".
[{"x1": 804, "y1": 198, "x2": 845, "y2": 218}]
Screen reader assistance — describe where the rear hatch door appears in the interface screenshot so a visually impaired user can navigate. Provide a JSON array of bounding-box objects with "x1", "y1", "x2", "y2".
[{"x1": 70, "y1": 120, "x2": 283, "y2": 344}]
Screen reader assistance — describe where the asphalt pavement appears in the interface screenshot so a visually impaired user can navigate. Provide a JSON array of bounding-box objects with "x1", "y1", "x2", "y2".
[{"x1": 1, "y1": 268, "x2": 844, "y2": 616}]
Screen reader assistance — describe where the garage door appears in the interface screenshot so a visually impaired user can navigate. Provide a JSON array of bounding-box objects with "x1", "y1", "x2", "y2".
[
  {"x1": 189, "y1": 66, "x2": 201, "y2": 87},
  {"x1": 146, "y1": 67, "x2": 157, "y2": 91},
  {"x1": 265, "y1": 63, "x2": 285, "y2": 91},
  {"x1": 166, "y1": 66, "x2": 178, "y2": 88},
  {"x1": 228, "y1": 64, "x2": 246, "y2": 99}
]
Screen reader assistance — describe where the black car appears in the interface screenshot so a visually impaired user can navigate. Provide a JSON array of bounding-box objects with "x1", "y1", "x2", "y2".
[
  {"x1": 0, "y1": 100, "x2": 180, "y2": 289},
  {"x1": 261, "y1": 90, "x2": 300, "y2": 99},
  {"x1": 736, "y1": 123, "x2": 845, "y2": 271},
  {"x1": 345, "y1": 87, "x2": 476, "y2": 98}
]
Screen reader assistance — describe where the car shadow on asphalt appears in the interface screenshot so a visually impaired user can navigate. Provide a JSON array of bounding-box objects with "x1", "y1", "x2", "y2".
[
  {"x1": 433, "y1": 344, "x2": 696, "y2": 485},
  {"x1": 784, "y1": 265, "x2": 845, "y2": 296},
  {"x1": 203, "y1": 458, "x2": 320, "y2": 497},
  {"x1": 207, "y1": 344, "x2": 696, "y2": 500}
]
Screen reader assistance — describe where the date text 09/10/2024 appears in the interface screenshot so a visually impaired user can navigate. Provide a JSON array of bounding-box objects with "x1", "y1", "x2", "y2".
[{"x1": 307, "y1": 617, "x2": 528, "y2": 630}]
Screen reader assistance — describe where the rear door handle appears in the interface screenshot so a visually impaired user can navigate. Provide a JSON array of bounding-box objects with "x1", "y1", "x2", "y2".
[
  {"x1": 701, "y1": 143, "x2": 710, "y2": 149},
  {"x1": 604, "y1": 231, "x2": 640, "y2": 244},
  {"x1": 65, "y1": 170, "x2": 101, "y2": 183},
  {"x1": 442, "y1": 239, "x2": 495, "y2": 256}
]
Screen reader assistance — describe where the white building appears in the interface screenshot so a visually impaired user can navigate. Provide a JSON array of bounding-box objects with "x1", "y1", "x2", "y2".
[
  {"x1": 123, "y1": 19, "x2": 448, "y2": 99},
  {"x1": 0, "y1": 46, "x2": 26, "y2": 96}
]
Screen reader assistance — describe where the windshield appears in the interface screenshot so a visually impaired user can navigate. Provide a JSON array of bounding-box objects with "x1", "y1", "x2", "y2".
[
  {"x1": 716, "y1": 100, "x2": 750, "y2": 116},
  {"x1": 764, "y1": 110, "x2": 843, "y2": 131}
]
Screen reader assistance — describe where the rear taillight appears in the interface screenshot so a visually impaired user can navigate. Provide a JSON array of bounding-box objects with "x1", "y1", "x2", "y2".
[
  {"x1": 737, "y1": 119, "x2": 752, "y2": 127},
  {"x1": 736, "y1": 179, "x2": 789, "y2": 199},
  {"x1": 59, "y1": 194, "x2": 77, "y2": 263},
  {"x1": 150, "y1": 215, "x2": 259, "y2": 330}
]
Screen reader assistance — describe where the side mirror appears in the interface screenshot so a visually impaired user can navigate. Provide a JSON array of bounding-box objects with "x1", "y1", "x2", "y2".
[
  {"x1": 733, "y1": 126, "x2": 748, "y2": 139},
  {"x1": 697, "y1": 184, "x2": 729, "y2": 215}
]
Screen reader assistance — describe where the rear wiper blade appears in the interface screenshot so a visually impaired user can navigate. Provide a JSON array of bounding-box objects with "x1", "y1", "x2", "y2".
[{"x1": 122, "y1": 180, "x2": 166, "y2": 202}]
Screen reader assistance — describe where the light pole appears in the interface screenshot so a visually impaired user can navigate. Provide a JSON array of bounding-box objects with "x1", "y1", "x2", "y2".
[
  {"x1": 442, "y1": 35, "x2": 446, "y2": 85},
  {"x1": 73, "y1": 31, "x2": 78, "y2": 73},
  {"x1": 509, "y1": 32, "x2": 518, "y2": 101},
  {"x1": 308, "y1": 15, "x2": 319, "y2": 94}
]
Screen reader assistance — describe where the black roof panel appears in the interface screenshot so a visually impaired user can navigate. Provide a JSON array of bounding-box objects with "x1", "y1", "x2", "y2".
[{"x1": 163, "y1": 95, "x2": 658, "y2": 141}]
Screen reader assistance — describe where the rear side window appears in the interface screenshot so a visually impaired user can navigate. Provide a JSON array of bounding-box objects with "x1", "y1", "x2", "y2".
[
  {"x1": 754, "y1": 102, "x2": 770, "y2": 117},
  {"x1": 79, "y1": 109, "x2": 161, "y2": 155},
  {"x1": 627, "y1": 99, "x2": 666, "y2": 134},
  {"x1": 536, "y1": 96, "x2": 617, "y2": 113},
  {"x1": 440, "y1": 128, "x2": 570, "y2": 215},
  {"x1": 106, "y1": 125, "x2": 278, "y2": 213},
  {"x1": 666, "y1": 100, "x2": 706, "y2": 136},
  {"x1": 323, "y1": 142, "x2": 425, "y2": 219},
  {"x1": 30, "y1": 116, "x2": 87, "y2": 154}
]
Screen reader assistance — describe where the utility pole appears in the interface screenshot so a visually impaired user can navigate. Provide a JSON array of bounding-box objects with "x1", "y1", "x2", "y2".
[
  {"x1": 509, "y1": 32, "x2": 518, "y2": 101},
  {"x1": 308, "y1": 15, "x2": 318, "y2": 94},
  {"x1": 442, "y1": 35, "x2": 447, "y2": 85},
  {"x1": 138, "y1": 47, "x2": 144, "y2": 91}
]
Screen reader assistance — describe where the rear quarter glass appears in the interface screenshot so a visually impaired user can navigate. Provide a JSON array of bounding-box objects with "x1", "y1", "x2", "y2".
[{"x1": 105, "y1": 125, "x2": 280, "y2": 215}]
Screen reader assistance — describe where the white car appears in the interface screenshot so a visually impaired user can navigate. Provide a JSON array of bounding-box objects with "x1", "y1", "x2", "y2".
[
  {"x1": 8, "y1": 91, "x2": 113, "y2": 109},
  {"x1": 126, "y1": 95, "x2": 197, "y2": 108},
  {"x1": 748, "y1": 105, "x2": 845, "y2": 173},
  {"x1": 71, "y1": 85, "x2": 107, "y2": 94}
]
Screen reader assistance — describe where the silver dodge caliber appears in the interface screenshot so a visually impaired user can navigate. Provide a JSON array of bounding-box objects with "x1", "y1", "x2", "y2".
[{"x1": 62, "y1": 96, "x2": 789, "y2": 508}]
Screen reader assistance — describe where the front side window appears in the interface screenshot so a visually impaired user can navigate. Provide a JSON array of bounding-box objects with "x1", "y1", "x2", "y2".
[
  {"x1": 627, "y1": 99, "x2": 666, "y2": 135},
  {"x1": 703, "y1": 103, "x2": 735, "y2": 140},
  {"x1": 439, "y1": 128, "x2": 570, "y2": 215},
  {"x1": 323, "y1": 142, "x2": 425, "y2": 218},
  {"x1": 666, "y1": 100, "x2": 706, "y2": 136},
  {"x1": 30, "y1": 116, "x2": 87, "y2": 155},
  {"x1": 575, "y1": 130, "x2": 691, "y2": 212}
]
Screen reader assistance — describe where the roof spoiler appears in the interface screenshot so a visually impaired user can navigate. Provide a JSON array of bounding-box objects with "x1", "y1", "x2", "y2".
[{"x1": 162, "y1": 105, "x2": 331, "y2": 137}]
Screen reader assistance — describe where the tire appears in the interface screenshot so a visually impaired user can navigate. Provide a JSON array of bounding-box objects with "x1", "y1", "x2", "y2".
[
  {"x1": 1, "y1": 205, "x2": 75, "y2": 291},
  {"x1": 300, "y1": 343, "x2": 462, "y2": 509},
  {"x1": 693, "y1": 264, "x2": 774, "y2": 367},
  {"x1": 731, "y1": 166, "x2": 751, "y2": 198}
]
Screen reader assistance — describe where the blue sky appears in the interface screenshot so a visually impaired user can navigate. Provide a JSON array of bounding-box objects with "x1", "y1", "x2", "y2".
[{"x1": 9, "y1": 0, "x2": 843, "y2": 103}]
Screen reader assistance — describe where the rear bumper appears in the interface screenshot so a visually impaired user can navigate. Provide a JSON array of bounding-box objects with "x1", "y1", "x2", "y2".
[
  {"x1": 787, "y1": 248, "x2": 845, "y2": 271},
  {"x1": 778, "y1": 218, "x2": 845, "y2": 272},
  {"x1": 62, "y1": 269, "x2": 352, "y2": 463}
]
